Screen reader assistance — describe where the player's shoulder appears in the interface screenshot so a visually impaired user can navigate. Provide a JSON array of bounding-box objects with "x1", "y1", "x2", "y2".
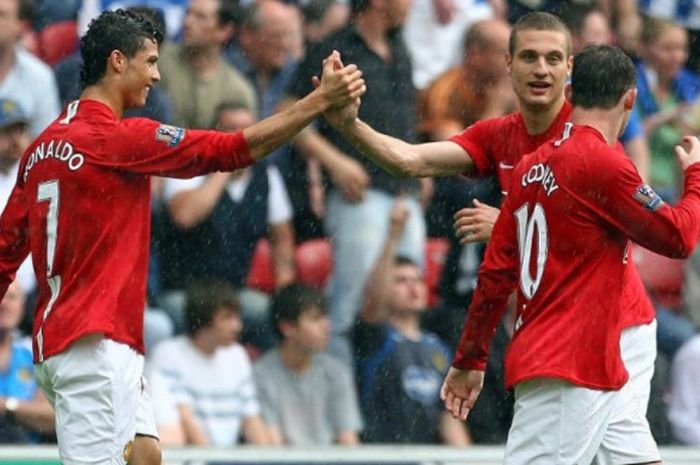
[{"x1": 476, "y1": 111, "x2": 522, "y2": 133}]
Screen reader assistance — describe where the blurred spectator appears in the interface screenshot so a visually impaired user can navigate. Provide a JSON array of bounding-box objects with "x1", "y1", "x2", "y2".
[
  {"x1": 558, "y1": 3, "x2": 651, "y2": 181},
  {"x1": 156, "y1": 103, "x2": 295, "y2": 350},
  {"x1": 354, "y1": 200, "x2": 470, "y2": 445},
  {"x1": 254, "y1": 283, "x2": 362, "y2": 445},
  {"x1": 0, "y1": 99, "x2": 34, "y2": 295},
  {"x1": 0, "y1": 282, "x2": 55, "y2": 443},
  {"x1": 636, "y1": 17, "x2": 700, "y2": 201},
  {"x1": 78, "y1": 0, "x2": 188, "y2": 41},
  {"x1": 417, "y1": 18, "x2": 513, "y2": 142},
  {"x1": 0, "y1": 0, "x2": 60, "y2": 137},
  {"x1": 158, "y1": 0, "x2": 256, "y2": 128},
  {"x1": 146, "y1": 280, "x2": 270, "y2": 446},
  {"x1": 285, "y1": 0, "x2": 425, "y2": 364},
  {"x1": 639, "y1": 0, "x2": 700, "y2": 74},
  {"x1": 403, "y1": 0, "x2": 493, "y2": 90},
  {"x1": 300, "y1": 0, "x2": 349, "y2": 45},
  {"x1": 32, "y1": 0, "x2": 80, "y2": 32},
  {"x1": 229, "y1": 0, "x2": 301, "y2": 120},
  {"x1": 668, "y1": 334, "x2": 700, "y2": 445},
  {"x1": 54, "y1": 6, "x2": 175, "y2": 124}
]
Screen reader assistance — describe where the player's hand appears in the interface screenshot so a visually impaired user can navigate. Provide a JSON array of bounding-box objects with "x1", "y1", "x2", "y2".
[
  {"x1": 329, "y1": 156, "x2": 370, "y2": 202},
  {"x1": 675, "y1": 135, "x2": 700, "y2": 171},
  {"x1": 440, "y1": 367, "x2": 484, "y2": 420},
  {"x1": 453, "y1": 199, "x2": 500, "y2": 244},
  {"x1": 317, "y1": 51, "x2": 366, "y2": 111}
]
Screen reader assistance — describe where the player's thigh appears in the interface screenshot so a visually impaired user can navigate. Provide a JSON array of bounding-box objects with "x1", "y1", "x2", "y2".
[
  {"x1": 595, "y1": 375, "x2": 661, "y2": 465},
  {"x1": 38, "y1": 335, "x2": 144, "y2": 465},
  {"x1": 504, "y1": 378, "x2": 616, "y2": 465},
  {"x1": 619, "y1": 321, "x2": 657, "y2": 412}
]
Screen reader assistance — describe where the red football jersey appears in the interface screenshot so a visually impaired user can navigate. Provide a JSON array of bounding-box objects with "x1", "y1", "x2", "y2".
[
  {"x1": 453, "y1": 125, "x2": 700, "y2": 390},
  {"x1": 449, "y1": 101, "x2": 655, "y2": 330},
  {"x1": 0, "y1": 100, "x2": 253, "y2": 362}
]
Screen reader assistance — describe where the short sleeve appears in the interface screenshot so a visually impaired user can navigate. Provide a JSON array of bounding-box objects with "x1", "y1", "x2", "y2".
[
  {"x1": 327, "y1": 359, "x2": 363, "y2": 434},
  {"x1": 448, "y1": 119, "x2": 495, "y2": 177}
]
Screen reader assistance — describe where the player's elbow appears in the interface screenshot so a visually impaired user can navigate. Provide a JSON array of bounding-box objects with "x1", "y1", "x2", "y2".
[{"x1": 390, "y1": 149, "x2": 425, "y2": 178}]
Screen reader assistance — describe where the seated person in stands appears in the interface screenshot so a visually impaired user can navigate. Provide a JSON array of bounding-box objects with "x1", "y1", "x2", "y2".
[
  {"x1": 0, "y1": 282, "x2": 55, "y2": 443},
  {"x1": 254, "y1": 283, "x2": 362, "y2": 445},
  {"x1": 156, "y1": 103, "x2": 295, "y2": 350},
  {"x1": 354, "y1": 200, "x2": 470, "y2": 445},
  {"x1": 146, "y1": 279, "x2": 270, "y2": 446}
]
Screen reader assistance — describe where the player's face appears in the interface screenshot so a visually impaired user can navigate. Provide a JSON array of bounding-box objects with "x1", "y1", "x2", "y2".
[
  {"x1": 646, "y1": 26, "x2": 688, "y2": 84},
  {"x1": 388, "y1": 264, "x2": 427, "y2": 315},
  {"x1": 0, "y1": 282, "x2": 24, "y2": 332},
  {"x1": 508, "y1": 29, "x2": 571, "y2": 111},
  {"x1": 290, "y1": 306, "x2": 330, "y2": 352},
  {"x1": 122, "y1": 39, "x2": 160, "y2": 109},
  {"x1": 211, "y1": 307, "x2": 242, "y2": 346}
]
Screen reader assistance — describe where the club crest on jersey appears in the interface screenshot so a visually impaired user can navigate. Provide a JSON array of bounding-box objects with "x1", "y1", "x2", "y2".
[
  {"x1": 155, "y1": 124, "x2": 185, "y2": 147},
  {"x1": 633, "y1": 185, "x2": 664, "y2": 211}
]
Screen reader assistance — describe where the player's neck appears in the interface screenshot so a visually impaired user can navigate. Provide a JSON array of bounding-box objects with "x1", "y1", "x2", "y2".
[
  {"x1": 279, "y1": 341, "x2": 313, "y2": 373},
  {"x1": 571, "y1": 107, "x2": 622, "y2": 147},
  {"x1": 521, "y1": 96, "x2": 566, "y2": 135},
  {"x1": 81, "y1": 85, "x2": 125, "y2": 118}
]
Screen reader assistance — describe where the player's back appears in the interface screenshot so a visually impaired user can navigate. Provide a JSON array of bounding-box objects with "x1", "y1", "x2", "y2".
[
  {"x1": 17, "y1": 100, "x2": 154, "y2": 362},
  {"x1": 502, "y1": 124, "x2": 633, "y2": 389}
]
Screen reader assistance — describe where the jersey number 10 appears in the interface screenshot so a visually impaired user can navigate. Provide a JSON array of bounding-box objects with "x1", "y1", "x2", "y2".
[{"x1": 514, "y1": 202, "x2": 548, "y2": 300}]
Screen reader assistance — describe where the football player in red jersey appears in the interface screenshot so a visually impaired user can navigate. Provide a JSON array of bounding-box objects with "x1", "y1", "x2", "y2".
[
  {"x1": 0, "y1": 8, "x2": 364, "y2": 465},
  {"x1": 443, "y1": 45, "x2": 700, "y2": 465},
  {"x1": 324, "y1": 12, "x2": 659, "y2": 460}
]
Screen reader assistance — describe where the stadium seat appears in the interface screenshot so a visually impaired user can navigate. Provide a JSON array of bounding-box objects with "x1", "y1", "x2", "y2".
[
  {"x1": 425, "y1": 237, "x2": 450, "y2": 307},
  {"x1": 39, "y1": 20, "x2": 78, "y2": 67},
  {"x1": 296, "y1": 238, "x2": 333, "y2": 289},
  {"x1": 246, "y1": 239, "x2": 275, "y2": 294},
  {"x1": 633, "y1": 246, "x2": 685, "y2": 310}
]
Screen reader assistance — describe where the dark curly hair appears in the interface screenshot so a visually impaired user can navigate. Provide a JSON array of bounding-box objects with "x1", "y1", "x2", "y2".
[{"x1": 80, "y1": 9, "x2": 164, "y2": 89}]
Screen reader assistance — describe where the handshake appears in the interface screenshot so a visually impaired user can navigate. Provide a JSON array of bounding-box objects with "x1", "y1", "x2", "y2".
[{"x1": 312, "y1": 50, "x2": 365, "y2": 129}]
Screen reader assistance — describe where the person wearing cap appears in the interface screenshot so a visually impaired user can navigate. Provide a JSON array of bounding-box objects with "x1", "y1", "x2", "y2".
[
  {"x1": 0, "y1": 281, "x2": 55, "y2": 443},
  {"x1": 0, "y1": 98, "x2": 31, "y2": 209},
  {"x1": 0, "y1": 98, "x2": 34, "y2": 295}
]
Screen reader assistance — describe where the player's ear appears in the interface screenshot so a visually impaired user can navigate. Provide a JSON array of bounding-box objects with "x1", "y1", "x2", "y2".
[
  {"x1": 109, "y1": 49, "x2": 127, "y2": 74},
  {"x1": 622, "y1": 88, "x2": 637, "y2": 111},
  {"x1": 564, "y1": 82, "x2": 572, "y2": 101}
]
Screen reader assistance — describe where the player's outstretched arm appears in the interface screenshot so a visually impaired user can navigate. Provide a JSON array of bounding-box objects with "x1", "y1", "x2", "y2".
[
  {"x1": 440, "y1": 367, "x2": 484, "y2": 421},
  {"x1": 243, "y1": 51, "x2": 365, "y2": 161},
  {"x1": 324, "y1": 100, "x2": 475, "y2": 179}
]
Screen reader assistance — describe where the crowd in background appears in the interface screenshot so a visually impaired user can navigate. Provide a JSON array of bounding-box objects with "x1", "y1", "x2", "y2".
[{"x1": 1, "y1": 0, "x2": 700, "y2": 449}]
